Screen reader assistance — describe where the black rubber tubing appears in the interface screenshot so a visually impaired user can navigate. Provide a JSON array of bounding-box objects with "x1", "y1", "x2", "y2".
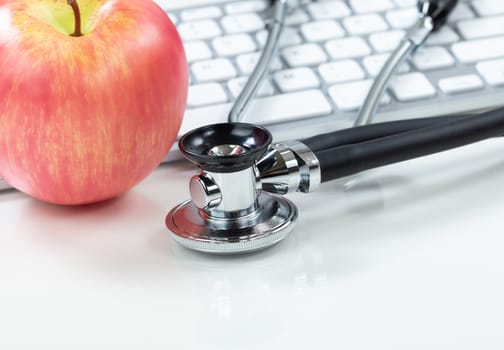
[
  {"x1": 315, "y1": 107, "x2": 504, "y2": 183},
  {"x1": 302, "y1": 114, "x2": 473, "y2": 153}
]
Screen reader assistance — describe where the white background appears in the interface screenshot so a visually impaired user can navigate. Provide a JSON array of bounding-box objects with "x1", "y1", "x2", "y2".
[{"x1": 1, "y1": 139, "x2": 504, "y2": 349}]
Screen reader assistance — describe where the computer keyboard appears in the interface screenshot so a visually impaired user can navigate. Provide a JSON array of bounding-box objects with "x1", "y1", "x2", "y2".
[
  {"x1": 1, "y1": 0, "x2": 504, "y2": 191},
  {"x1": 160, "y1": 0, "x2": 504, "y2": 141}
]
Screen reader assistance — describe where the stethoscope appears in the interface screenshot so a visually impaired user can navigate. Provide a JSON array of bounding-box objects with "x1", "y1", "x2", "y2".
[{"x1": 166, "y1": 0, "x2": 504, "y2": 254}]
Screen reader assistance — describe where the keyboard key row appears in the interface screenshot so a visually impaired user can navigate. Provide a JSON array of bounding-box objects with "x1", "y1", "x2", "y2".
[
  {"x1": 476, "y1": 59, "x2": 504, "y2": 86},
  {"x1": 185, "y1": 29, "x2": 469, "y2": 69},
  {"x1": 329, "y1": 79, "x2": 391, "y2": 111},
  {"x1": 456, "y1": 15, "x2": 504, "y2": 40},
  {"x1": 187, "y1": 77, "x2": 275, "y2": 107},
  {"x1": 179, "y1": 89, "x2": 333, "y2": 135},
  {"x1": 438, "y1": 74, "x2": 484, "y2": 94},
  {"x1": 410, "y1": 46, "x2": 455, "y2": 71},
  {"x1": 178, "y1": 13, "x2": 264, "y2": 40},
  {"x1": 318, "y1": 60, "x2": 366, "y2": 84},
  {"x1": 274, "y1": 67, "x2": 320, "y2": 92},
  {"x1": 212, "y1": 34, "x2": 257, "y2": 56},
  {"x1": 184, "y1": 69, "x2": 504, "y2": 134},
  {"x1": 178, "y1": 11, "x2": 504, "y2": 70},
  {"x1": 189, "y1": 40, "x2": 504, "y2": 90},
  {"x1": 451, "y1": 36, "x2": 504, "y2": 63},
  {"x1": 189, "y1": 52, "x2": 283, "y2": 78},
  {"x1": 167, "y1": 1, "x2": 481, "y2": 38},
  {"x1": 176, "y1": 13, "x2": 386, "y2": 41},
  {"x1": 472, "y1": 0, "x2": 504, "y2": 17}
]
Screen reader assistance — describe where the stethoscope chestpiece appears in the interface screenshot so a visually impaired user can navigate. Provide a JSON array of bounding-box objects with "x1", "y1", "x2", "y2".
[{"x1": 166, "y1": 123, "x2": 298, "y2": 254}]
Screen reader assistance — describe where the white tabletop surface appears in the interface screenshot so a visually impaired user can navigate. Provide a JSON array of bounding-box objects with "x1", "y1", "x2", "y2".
[{"x1": 1, "y1": 138, "x2": 504, "y2": 350}]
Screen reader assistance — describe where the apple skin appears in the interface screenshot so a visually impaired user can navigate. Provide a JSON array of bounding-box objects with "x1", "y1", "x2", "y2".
[{"x1": 0, "y1": 0, "x2": 188, "y2": 205}]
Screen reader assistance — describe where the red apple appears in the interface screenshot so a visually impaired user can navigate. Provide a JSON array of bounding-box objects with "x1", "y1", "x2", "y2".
[{"x1": 0, "y1": 0, "x2": 188, "y2": 205}]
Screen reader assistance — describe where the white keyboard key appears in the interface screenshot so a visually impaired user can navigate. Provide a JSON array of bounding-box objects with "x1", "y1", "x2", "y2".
[
  {"x1": 180, "y1": 6, "x2": 222, "y2": 21},
  {"x1": 221, "y1": 13, "x2": 264, "y2": 33},
  {"x1": 212, "y1": 34, "x2": 257, "y2": 56},
  {"x1": 192, "y1": 58, "x2": 237, "y2": 82},
  {"x1": 392, "y1": 0, "x2": 416, "y2": 7},
  {"x1": 385, "y1": 7, "x2": 418, "y2": 29},
  {"x1": 282, "y1": 44, "x2": 328, "y2": 67},
  {"x1": 369, "y1": 30, "x2": 406, "y2": 53},
  {"x1": 285, "y1": 9, "x2": 310, "y2": 26},
  {"x1": 184, "y1": 41, "x2": 213, "y2": 62},
  {"x1": 318, "y1": 60, "x2": 365, "y2": 84},
  {"x1": 390, "y1": 73, "x2": 436, "y2": 101},
  {"x1": 426, "y1": 27, "x2": 459, "y2": 46},
  {"x1": 227, "y1": 77, "x2": 274, "y2": 98},
  {"x1": 273, "y1": 68, "x2": 320, "y2": 92},
  {"x1": 236, "y1": 52, "x2": 283, "y2": 75},
  {"x1": 180, "y1": 90, "x2": 333, "y2": 134},
  {"x1": 447, "y1": 3, "x2": 474, "y2": 23},
  {"x1": 411, "y1": 46, "x2": 455, "y2": 71},
  {"x1": 179, "y1": 90, "x2": 332, "y2": 135},
  {"x1": 472, "y1": 0, "x2": 504, "y2": 16},
  {"x1": 225, "y1": 1, "x2": 268, "y2": 14},
  {"x1": 178, "y1": 19, "x2": 222, "y2": 41},
  {"x1": 300, "y1": 20, "x2": 345, "y2": 42},
  {"x1": 187, "y1": 83, "x2": 228, "y2": 107},
  {"x1": 476, "y1": 59, "x2": 504, "y2": 86},
  {"x1": 451, "y1": 36, "x2": 504, "y2": 63},
  {"x1": 236, "y1": 52, "x2": 283, "y2": 74},
  {"x1": 350, "y1": 0, "x2": 394, "y2": 14},
  {"x1": 157, "y1": 0, "x2": 230, "y2": 11},
  {"x1": 180, "y1": 103, "x2": 231, "y2": 136},
  {"x1": 363, "y1": 54, "x2": 410, "y2": 77},
  {"x1": 457, "y1": 16, "x2": 504, "y2": 40},
  {"x1": 438, "y1": 74, "x2": 484, "y2": 94},
  {"x1": 325, "y1": 37, "x2": 371, "y2": 59},
  {"x1": 246, "y1": 90, "x2": 333, "y2": 124},
  {"x1": 343, "y1": 14, "x2": 389, "y2": 35},
  {"x1": 256, "y1": 27, "x2": 302, "y2": 48},
  {"x1": 329, "y1": 80, "x2": 391, "y2": 111},
  {"x1": 307, "y1": 2, "x2": 351, "y2": 20}
]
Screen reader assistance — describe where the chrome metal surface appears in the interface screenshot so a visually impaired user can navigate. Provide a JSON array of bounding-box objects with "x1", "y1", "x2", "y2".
[
  {"x1": 189, "y1": 174, "x2": 222, "y2": 210},
  {"x1": 169, "y1": 125, "x2": 321, "y2": 253},
  {"x1": 408, "y1": 16, "x2": 434, "y2": 46},
  {"x1": 208, "y1": 144, "x2": 248, "y2": 157},
  {"x1": 283, "y1": 140, "x2": 321, "y2": 193},
  {"x1": 199, "y1": 168, "x2": 260, "y2": 217},
  {"x1": 166, "y1": 192, "x2": 298, "y2": 254},
  {"x1": 354, "y1": 16, "x2": 434, "y2": 127},
  {"x1": 228, "y1": 0, "x2": 287, "y2": 122},
  {"x1": 258, "y1": 141, "x2": 320, "y2": 194}
]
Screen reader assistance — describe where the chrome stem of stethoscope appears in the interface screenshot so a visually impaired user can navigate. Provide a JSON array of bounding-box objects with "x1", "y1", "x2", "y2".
[
  {"x1": 166, "y1": 122, "x2": 320, "y2": 254},
  {"x1": 168, "y1": 0, "x2": 303, "y2": 254},
  {"x1": 354, "y1": 0, "x2": 458, "y2": 127}
]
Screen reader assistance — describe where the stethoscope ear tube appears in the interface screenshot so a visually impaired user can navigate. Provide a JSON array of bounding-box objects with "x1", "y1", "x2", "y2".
[
  {"x1": 303, "y1": 114, "x2": 472, "y2": 153},
  {"x1": 312, "y1": 107, "x2": 504, "y2": 183}
]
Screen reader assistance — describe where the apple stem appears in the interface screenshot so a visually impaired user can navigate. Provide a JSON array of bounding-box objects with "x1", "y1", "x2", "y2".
[{"x1": 67, "y1": 0, "x2": 82, "y2": 37}]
